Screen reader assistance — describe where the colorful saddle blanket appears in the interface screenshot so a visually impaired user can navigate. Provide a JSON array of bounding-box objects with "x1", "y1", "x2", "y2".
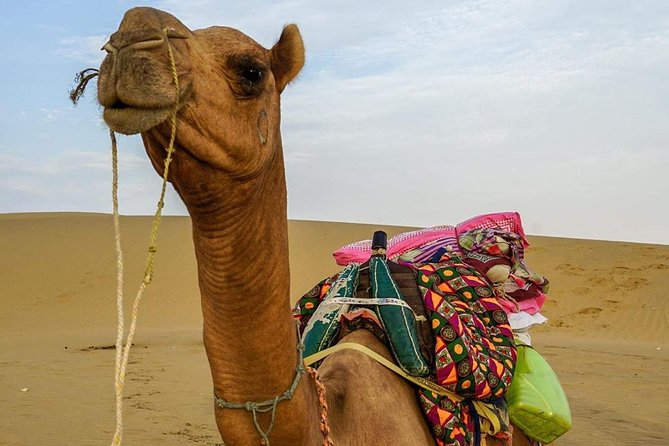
[{"x1": 294, "y1": 251, "x2": 517, "y2": 446}]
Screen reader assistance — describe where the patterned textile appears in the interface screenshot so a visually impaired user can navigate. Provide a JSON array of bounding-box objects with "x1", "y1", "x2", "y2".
[
  {"x1": 295, "y1": 274, "x2": 340, "y2": 334},
  {"x1": 332, "y1": 225, "x2": 458, "y2": 266},
  {"x1": 293, "y1": 252, "x2": 517, "y2": 446},
  {"x1": 332, "y1": 211, "x2": 527, "y2": 267},
  {"x1": 456, "y1": 212, "x2": 528, "y2": 246},
  {"x1": 302, "y1": 264, "x2": 360, "y2": 359},
  {"x1": 414, "y1": 252, "x2": 516, "y2": 445},
  {"x1": 458, "y1": 228, "x2": 549, "y2": 315}
]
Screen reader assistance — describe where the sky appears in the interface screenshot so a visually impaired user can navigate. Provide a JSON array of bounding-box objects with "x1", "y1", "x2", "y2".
[{"x1": 1, "y1": 0, "x2": 668, "y2": 244}]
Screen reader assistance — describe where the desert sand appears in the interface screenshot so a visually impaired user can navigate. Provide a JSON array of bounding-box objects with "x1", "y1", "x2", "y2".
[{"x1": 1, "y1": 212, "x2": 668, "y2": 445}]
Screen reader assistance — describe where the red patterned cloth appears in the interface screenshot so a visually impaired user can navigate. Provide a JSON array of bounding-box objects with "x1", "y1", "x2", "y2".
[{"x1": 414, "y1": 252, "x2": 515, "y2": 445}]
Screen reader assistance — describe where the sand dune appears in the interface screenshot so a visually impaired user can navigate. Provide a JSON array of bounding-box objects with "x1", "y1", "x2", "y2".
[{"x1": 1, "y1": 213, "x2": 667, "y2": 445}]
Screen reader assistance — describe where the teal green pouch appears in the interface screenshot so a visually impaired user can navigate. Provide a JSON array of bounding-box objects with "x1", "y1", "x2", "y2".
[
  {"x1": 302, "y1": 263, "x2": 360, "y2": 358},
  {"x1": 370, "y1": 257, "x2": 430, "y2": 377}
]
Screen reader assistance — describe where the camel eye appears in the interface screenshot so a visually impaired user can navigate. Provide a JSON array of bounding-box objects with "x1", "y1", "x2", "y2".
[
  {"x1": 228, "y1": 56, "x2": 267, "y2": 97},
  {"x1": 240, "y1": 67, "x2": 263, "y2": 84}
]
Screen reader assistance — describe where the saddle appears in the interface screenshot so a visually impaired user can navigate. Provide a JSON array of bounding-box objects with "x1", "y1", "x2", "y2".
[{"x1": 294, "y1": 233, "x2": 517, "y2": 446}]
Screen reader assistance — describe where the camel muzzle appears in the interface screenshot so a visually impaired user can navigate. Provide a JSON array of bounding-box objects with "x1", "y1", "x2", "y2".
[{"x1": 96, "y1": 23, "x2": 191, "y2": 135}]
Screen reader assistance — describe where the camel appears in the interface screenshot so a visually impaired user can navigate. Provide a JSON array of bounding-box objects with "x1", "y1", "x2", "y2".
[{"x1": 97, "y1": 7, "x2": 533, "y2": 446}]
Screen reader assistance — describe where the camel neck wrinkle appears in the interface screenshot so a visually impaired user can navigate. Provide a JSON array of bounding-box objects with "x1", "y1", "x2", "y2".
[
  {"x1": 187, "y1": 157, "x2": 296, "y2": 396},
  {"x1": 187, "y1": 168, "x2": 288, "y2": 290}
]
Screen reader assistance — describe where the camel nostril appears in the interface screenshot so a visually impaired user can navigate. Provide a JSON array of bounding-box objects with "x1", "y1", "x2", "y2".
[
  {"x1": 165, "y1": 28, "x2": 189, "y2": 39},
  {"x1": 102, "y1": 42, "x2": 117, "y2": 54}
]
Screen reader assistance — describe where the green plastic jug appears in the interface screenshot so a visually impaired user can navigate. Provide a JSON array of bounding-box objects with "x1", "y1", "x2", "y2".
[{"x1": 505, "y1": 344, "x2": 572, "y2": 443}]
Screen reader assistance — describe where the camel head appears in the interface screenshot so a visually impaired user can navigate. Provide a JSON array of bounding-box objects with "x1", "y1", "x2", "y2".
[{"x1": 97, "y1": 7, "x2": 304, "y2": 208}]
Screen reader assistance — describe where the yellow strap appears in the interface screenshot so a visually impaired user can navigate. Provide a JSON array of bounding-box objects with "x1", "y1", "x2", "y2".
[
  {"x1": 476, "y1": 401, "x2": 502, "y2": 434},
  {"x1": 305, "y1": 342, "x2": 464, "y2": 401},
  {"x1": 304, "y1": 342, "x2": 503, "y2": 434}
]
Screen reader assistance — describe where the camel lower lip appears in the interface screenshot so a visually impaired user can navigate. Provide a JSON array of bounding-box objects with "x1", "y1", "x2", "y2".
[{"x1": 103, "y1": 107, "x2": 173, "y2": 135}]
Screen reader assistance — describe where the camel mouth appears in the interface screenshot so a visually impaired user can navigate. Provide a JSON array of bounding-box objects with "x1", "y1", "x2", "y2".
[
  {"x1": 102, "y1": 83, "x2": 192, "y2": 135},
  {"x1": 103, "y1": 105, "x2": 173, "y2": 135},
  {"x1": 109, "y1": 100, "x2": 131, "y2": 110}
]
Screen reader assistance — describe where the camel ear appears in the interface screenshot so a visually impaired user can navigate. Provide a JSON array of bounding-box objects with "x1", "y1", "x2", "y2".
[{"x1": 271, "y1": 24, "x2": 305, "y2": 93}]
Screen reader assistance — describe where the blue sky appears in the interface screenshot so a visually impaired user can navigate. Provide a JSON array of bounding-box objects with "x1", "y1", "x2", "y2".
[{"x1": 1, "y1": 0, "x2": 668, "y2": 244}]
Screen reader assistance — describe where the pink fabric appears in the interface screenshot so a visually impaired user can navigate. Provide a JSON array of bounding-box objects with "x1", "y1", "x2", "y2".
[
  {"x1": 387, "y1": 225, "x2": 457, "y2": 260},
  {"x1": 332, "y1": 225, "x2": 457, "y2": 266},
  {"x1": 331, "y1": 239, "x2": 372, "y2": 266},
  {"x1": 456, "y1": 211, "x2": 529, "y2": 247},
  {"x1": 498, "y1": 290, "x2": 547, "y2": 315},
  {"x1": 332, "y1": 212, "x2": 528, "y2": 266},
  {"x1": 331, "y1": 211, "x2": 548, "y2": 319}
]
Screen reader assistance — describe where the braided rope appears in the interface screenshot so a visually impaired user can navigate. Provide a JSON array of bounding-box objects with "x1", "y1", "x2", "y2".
[
  {"x1": 307, "y1": 367, "x2": 334, "y2": 446},
  {"x1": 110, "y1": 28, "x2": 180, "y2": 446}
]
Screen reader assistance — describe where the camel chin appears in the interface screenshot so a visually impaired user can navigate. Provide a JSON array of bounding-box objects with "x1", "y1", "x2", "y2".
[{"x1": 103, "y1": 106, "x2": 172, "y2": 135}]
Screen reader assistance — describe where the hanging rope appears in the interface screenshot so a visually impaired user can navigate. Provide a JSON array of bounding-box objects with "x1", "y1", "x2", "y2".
[
  {"x1": 110, "y1": 28, "x2": 180, "y2": 446},
  {"x1": 307, "y1": 367, "x2": 335, "y2": 446}
]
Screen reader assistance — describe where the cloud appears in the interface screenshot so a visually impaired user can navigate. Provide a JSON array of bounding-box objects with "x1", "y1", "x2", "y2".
[
  {"x1": 57, "y1": 35, "x2": 107, "y2": 65},
  {"x1": 0, "y1": 150, "x2": 186, "y2": 215},
  {"x1": 4, "y1": 0, "x2": 669, "y2": 244},
  {"x1": 273, "y1": 0, "x2": 669, "y2": 244},
  {"x1": 39, "y1": 106, "x2": 86, "y2": 123}
]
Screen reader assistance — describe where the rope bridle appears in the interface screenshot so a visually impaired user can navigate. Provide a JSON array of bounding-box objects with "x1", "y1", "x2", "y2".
[
  {"x1": 212, "y1": 326, "x2": 334, "y2": 446},
  {"x1": 212, "y1": 324, "x2": 308, "y2": 446},
  {"x1": 212, "y1": 321, "x2": 334, "y2": 446},
  {"x1": 101, "y1": 27, "x2": 333, "y2": 446},
  {"x1": 109, "y1": 27, "x2": 179, "y2": 446}
]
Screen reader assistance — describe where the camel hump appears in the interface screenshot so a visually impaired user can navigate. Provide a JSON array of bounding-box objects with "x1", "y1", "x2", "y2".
[{"x1": 271, "y1": 24, "x2": 305, "y2": 92}]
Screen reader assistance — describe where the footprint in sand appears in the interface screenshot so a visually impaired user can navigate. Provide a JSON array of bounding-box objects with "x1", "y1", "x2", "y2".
[
  {"x1": 555, "y1": 263, "x2": 585, "y2": 275},
  {"x1": 619, "y1": 276, "x2": 650, "y2": 288},
  {"x1": 164, "y1": 423, "x2": 215, "y2": 443},
  {"x1": 573, "y1": 286, "x2": 592, "y2": 295},
  {"x1": 648, "y1": 263, "x2": 669, "y2": 270},
  {"x1": 590, "y1": 276, "x2": 608, "y2": 286},
  {"x1": 576, "y1": 307, "x2": 603, "y2": 316},
  {"x1": 80, "y1": 344, "x2": 117, "y2": 351},
  {"x1": 602, "y1": 300, "x2": 621, "y2": 312},
  {"x1": 613, "y1": 265, "x2": 645, "y2": 274},
  {"x1": 550, "y1": 319, "x2": 572, "y2": 328},
  {"x1": 129, "y1": 371, "x2": 155, "y2": 384},
  {"x1": 603, "y1": 299, "x2": 621, "y2": 306},
  {"x1": 132, "y1": 400, "x2": 161, "y2": 412}
]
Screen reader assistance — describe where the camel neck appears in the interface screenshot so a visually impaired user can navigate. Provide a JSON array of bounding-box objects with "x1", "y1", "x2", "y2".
[
  {"x1": 185, "y1": 149, "x2": 318, "y2": 444},
  {"x1": 189, "y1": 155, "x2": 294, "y2": 390}
]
